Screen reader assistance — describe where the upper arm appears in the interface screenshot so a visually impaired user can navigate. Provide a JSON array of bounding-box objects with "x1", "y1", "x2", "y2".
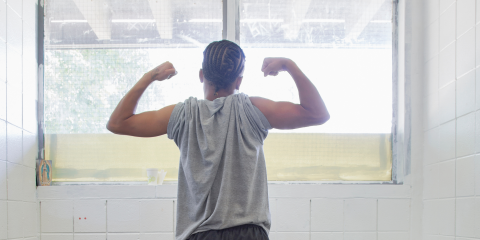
[
  {"x1": 250, "y1": 97, "x2": 328, "y2": 129},
  {"x1": 107, "y1": 104, "x2": 176, "y2": 137}
]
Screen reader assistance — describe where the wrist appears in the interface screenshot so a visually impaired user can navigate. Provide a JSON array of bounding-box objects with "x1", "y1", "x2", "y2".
[
  {"x1": 140, "y1": 72, "x2": 154, "y2": 84},
  {"x1": 283, "y1": 59, "x2": 296, "y2": 72}
]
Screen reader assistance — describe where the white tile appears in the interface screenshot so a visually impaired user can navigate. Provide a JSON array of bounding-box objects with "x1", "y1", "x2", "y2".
[
  {"x1": 269, "y1": 198, "x2": 278, "y2": 232},
  {"x1": 41, "y1": 200, "x2": 74, "y2": 233},
  {"x1": 424, "y1": 0, "x2": 440, "y2": 27},
  {"x1": 25, "y1": 237, "x2": 39, "y2": 240},
  {"x1": 173, "y1": 200, "x2": 177, "y2": 232},
  {"x1": 7, "y1": 123, "x2": 22, "y2": 164},
  {"x1": 23, "y1": 131, "x2": 37, "y2": 168},
  {"x1": 456, "y1": 156, "x2": 475, "y2": 196},
  {"x1": 6, "y1": 45, "x2": 21, "y2": 87},
  {"x1": 440, "y1": 0, "x2": 455, "y2": 13},
  {"x1": 423, "y1": 199, "x2": 455, "y2": 235},
  {"x1": 6, "y1": 6, "x2": 21, "y2": 54},
  {"x1": 310, "y1": 232, "x2": 343, "y2": 240},
  {"x1": 311, "y1": 199, "x2": 343, "y2": 232},
  {"x1": 0, "y1": 121, "x2": 5, "y2": 162},
  {"x1": 377, "y1": 232, "x2": 408, "y2": 240},
  {"x1": 0, "y1": 161, "x2": 5, "y2": 200},
  {"x1": 140, "y1": 200, "x2": 174, "y2": 232},
  {"x1": 41, "y1": 234, "x2": 74, "y2": 240},
  {"x1": 434, "y1": 160, "x2": 455, "y2": 199},
  {"x1": 425, "y1": 56, "x2": 439, "y2": 95},
  {"x1": 23, "y1": 202, "x2": 37, "y2": 238},
  {"x1": 456, "y1": 197, "x2": 476, "y2": 237},
  {"x1": 423, "y1": 235, "x2": 454, "y2": 240},
  {"x1": 439, "y1": 42, "x2": 456, "y2": 88},
  {"x1": 269, "y1": 232, "x2": 309, "y2": 240},
  {"x1": 478, "y1": 0, "x2": 480, "y2": 24},
  {"x1": 6, "y1": 83, "x2": 22, "y2": 128},
  {"x1": 457, "y1": 71, "x2": 476, "y2": 117},
  {"x1": 107, "y1": 200, "x2": 140, "y2": 233},
  {"x1": 8, "y1": 201, "x2": 23, "y2": 238},
  {"x1": 456, "y1": 112, "x2": 476, "y2": 157},
  {"x1": 439, "y1": 83, "x2": 456, "y2": 125},
  {"x1": 107, "y1": 233, "x2": 140, "y2": 240},
  {"x1": 0, "y1": 82, "x2": 5, "y2": 121},
  {"x1": 0, "y1": 201, "x2": 6, "y2": 239},
  {"x1": 477, "y1": 25, "x2": 480, "y2": 67},
  {"x1": 476, "y1": 155, "x2": 480, "y2": 195},
  {"x1": 424, "y1": 91, "x2": 439, "y2": 130},
  {"x1": 440, "y1": 4, "x2": 456, "y2": 50},
  {"x1": 7, "y1": 162, "x2": 25, "y2": 201},
  {"x1": 275, "y1": 198, "x2": 310, "y2": 232},
  {"x1": 425, "y1": 19, "x2": 439, "y2": 62},
  {"x1": 23, "y1": 95, "x2": 37, "y2": 134},
  {"x1": 475, "y1": 197, "x2": 480, "y2": 238},
  {"x1": 424, "y1": 126, "x2": 439, "y2": 165},
  {"x1": 377, "y1": 199, "x2": 410, "y2": 231},
  {"x1": 6, "y1": 0, "x2": 22, "y2": 18},
  {"x1": 73, "y1": 233, "x2": 106, "y2": 240},
  {"x1": 140, "y1": 233, "x2": 174, "y2": 240},
  {"x1": 343, "y1": 232, "x2": 376, "y2": 240},
  {"x1": 476, "y1": 69, "x2": 480, "y2": 109},
  {"x1": 344, "y1": 199, "x2": 376, "y2": 232},
  {"x1": 74, "y1": 200, "x2": 106, "y2": 233},
  {"x1": 22, "y1": 0, "x2": 36, "y2": 32},
  {"x1": 424, "y1": 160, "x2": 456, "y2": 199},
  {"x1": 457, "y1": 0, "x2": 476, "y2": 37},
  {"x1": 0, "y1": 1, "x2": 5, "y2": 42},
  {"x1": 457, "y1": 28, "x2": 476, "y2": 77},
  {"x1": 24, "y1": 166, "x2": 36, "y2": 202},
  {"x1": 438, "y1": 120, "x2": 456, "y2": 161}
]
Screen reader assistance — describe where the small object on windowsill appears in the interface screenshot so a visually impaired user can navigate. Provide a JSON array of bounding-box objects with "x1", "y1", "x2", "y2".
[
  {"x1": 37, "y1": 159, "x2": 52, "y2": 186},
  {"x1": 146, "y1": 168, "x2": 167, "y2": 185}
]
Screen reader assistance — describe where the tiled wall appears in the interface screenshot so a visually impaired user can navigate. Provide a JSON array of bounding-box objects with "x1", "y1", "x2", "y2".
[
  {"x1": 36, "y1": 185, "x2": 412, "y2": 240},
  {"x1": 423, "y1": 0, "x2": 480, "y2": 239},
  {"x1": 0, "y1": 0, "x2": 39, "y2": 239}
]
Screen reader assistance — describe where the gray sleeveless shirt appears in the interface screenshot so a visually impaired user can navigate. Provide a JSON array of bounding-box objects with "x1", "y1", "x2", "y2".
[{"x1": 167, "y1": 93, "x2": 272, "y2": 240}]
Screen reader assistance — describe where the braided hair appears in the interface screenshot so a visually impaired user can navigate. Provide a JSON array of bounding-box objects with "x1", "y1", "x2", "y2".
[{"x1": 202, "y1": 40, "x2": 246, "y2": 95}]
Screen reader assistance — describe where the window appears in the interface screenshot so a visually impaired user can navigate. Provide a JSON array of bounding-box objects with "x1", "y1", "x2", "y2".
[{"x1": 43, "y1": 0, "x2": 396, "y2": 182}]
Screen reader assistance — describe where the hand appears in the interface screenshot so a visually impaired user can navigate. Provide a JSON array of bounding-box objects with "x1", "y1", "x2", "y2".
[
  {"x1": 148, "y1": 61, "x2": 177, "y2": 81},
  {"x1": 261, "y1": 57, "x2": 291, "y2": 77}
]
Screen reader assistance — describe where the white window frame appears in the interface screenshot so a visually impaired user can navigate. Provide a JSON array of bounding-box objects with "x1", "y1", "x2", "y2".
[{"x1": 37, "y1": 0, "x2": 408, "y2": 185}]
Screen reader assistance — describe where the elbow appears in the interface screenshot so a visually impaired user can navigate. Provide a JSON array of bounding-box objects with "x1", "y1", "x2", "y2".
[
  {"x1": 106, "y1": 121, "x2": 119, "y2": 134},
  {"x1": 312, "y1": 112, "x2": 330, "y2": 125}
]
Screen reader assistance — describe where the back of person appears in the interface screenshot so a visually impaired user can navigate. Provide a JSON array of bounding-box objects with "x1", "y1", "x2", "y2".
[
  {"x1": 107, "y1": 40, "x2": 329, "y2": 240},
  {"x1": 167, "y1": 93, "x2": 272, "y2": 240}
]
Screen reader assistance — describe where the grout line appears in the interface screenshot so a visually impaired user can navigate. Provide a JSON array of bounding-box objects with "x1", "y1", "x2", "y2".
[
  {"x1": 376, "y1": 199, "x2": 378, "y2": 240},
  {"x1": 309, "y1": 199, "x2": 311, "y2": 240}
]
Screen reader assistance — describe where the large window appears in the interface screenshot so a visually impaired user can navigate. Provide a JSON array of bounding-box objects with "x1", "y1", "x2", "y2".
[{"x1": 44, "y1": 0, "x2": 394, "y2": 182}]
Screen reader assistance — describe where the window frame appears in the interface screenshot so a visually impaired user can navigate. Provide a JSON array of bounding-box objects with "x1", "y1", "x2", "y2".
[{"x1": 37, "y1": 0, "x2": 407, "y2": 185}]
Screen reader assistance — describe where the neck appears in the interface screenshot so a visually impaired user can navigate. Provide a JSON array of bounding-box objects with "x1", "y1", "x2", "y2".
[{"x1": 205, "y1": 88, "x2": 235, "y2": 101}]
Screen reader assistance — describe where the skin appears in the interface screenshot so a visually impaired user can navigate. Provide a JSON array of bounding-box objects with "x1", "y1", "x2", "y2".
[{"x1": 107, "y1": 58, "x2": 330, "y2": 137}]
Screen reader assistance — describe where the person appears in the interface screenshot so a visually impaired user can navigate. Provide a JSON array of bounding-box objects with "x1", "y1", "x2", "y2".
[{"x1": 107, "y1": 40, "x2": 329, "y2": 240}]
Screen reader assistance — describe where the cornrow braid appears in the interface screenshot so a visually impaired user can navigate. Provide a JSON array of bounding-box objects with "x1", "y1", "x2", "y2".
[{"x1": 202, "y1": 40, "x2": 246, "y2": 95}]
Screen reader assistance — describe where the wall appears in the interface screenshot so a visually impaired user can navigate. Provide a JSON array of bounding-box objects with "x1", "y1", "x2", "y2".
[
  {"x1": 0, "y1": 0, "x2": 40, "y2": 239},
  {"x1": 37, "y1": 184, "x2": 412, "y2": 240},
  {"x1": 422, "y1": 0, "x2": 480, "y2": 239}
]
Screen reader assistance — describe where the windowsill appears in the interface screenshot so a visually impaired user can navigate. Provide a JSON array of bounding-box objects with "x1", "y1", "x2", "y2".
[{"x1": 37, "y1": 183, "x2": 412, "y2": 200}]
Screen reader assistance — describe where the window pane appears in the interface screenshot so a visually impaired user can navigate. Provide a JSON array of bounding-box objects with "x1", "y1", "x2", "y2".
[
  {"x1": 44, "y1": 0, "x2": 221, "y2": 181},
  {"x1": 240, "y1": 0, "x2": 393, "y2": 181}
]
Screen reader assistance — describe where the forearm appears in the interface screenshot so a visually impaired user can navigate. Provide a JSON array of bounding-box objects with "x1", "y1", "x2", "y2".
[
  {"x1": 285, "y1": 60, "x2": 329, "y2": 119},
  {"x1": 107, "y1": 73, "x2": 152, "y2": 128}
]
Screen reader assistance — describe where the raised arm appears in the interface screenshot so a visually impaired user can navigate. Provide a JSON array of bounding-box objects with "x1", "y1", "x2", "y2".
[
  {"x1": 106, "y1": 61, "x2": 177, "y2": 137},
  {"x1": 250, "y1": 58, "x2": 329, "y2": 129}
]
